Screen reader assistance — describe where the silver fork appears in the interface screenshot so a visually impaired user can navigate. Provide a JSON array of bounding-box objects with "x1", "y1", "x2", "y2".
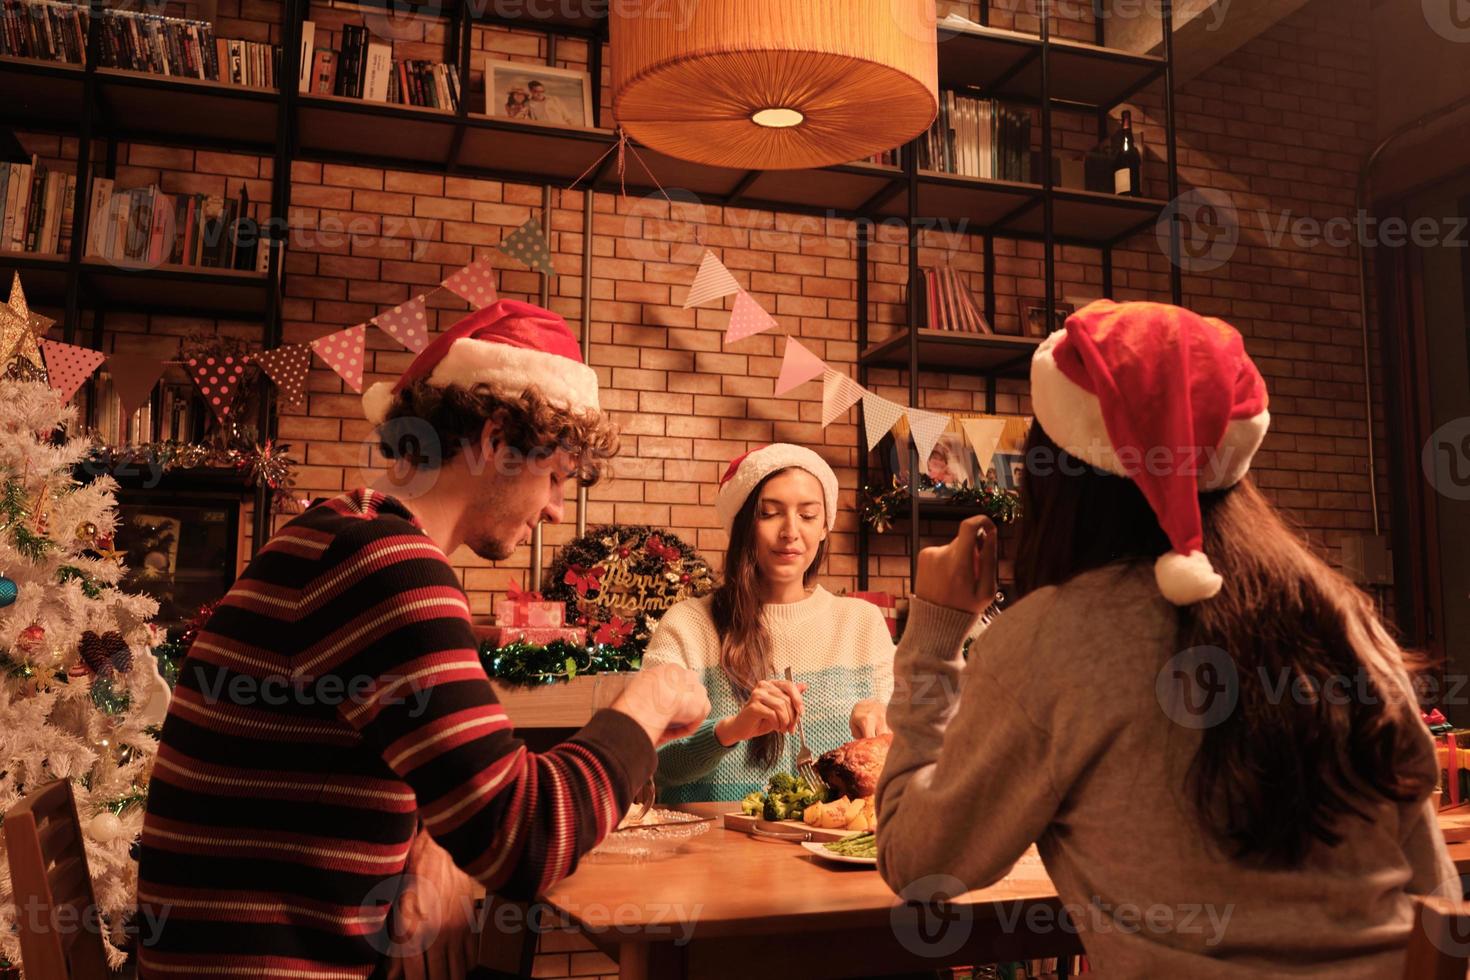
[{"x1": 784, "y1": 666, "x2": 826, "y2": 793}]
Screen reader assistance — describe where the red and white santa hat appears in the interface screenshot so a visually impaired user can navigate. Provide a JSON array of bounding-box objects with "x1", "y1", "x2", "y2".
[
  {"x1": 1030, "y1": 299, "x2": 1271, "y2": 605},
  {"x1": 716, "y1": 444, "x2": 840, "y2": 534},
  {"x1": 362, "y1": 299, "x2": 598, "y2": 425}
]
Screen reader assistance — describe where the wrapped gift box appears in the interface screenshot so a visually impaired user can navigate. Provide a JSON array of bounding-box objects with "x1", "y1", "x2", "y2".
[
  {"x1": 493, "y1": 597, "x2": 565, "y2": 628},
  {"x1": 476, "y1": 624, "x2": 587, "y2": 648}
]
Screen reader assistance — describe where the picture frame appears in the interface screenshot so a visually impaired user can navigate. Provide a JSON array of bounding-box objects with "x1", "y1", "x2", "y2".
[
  {"x1": 883, "y1": 420, "x2": 980, "y2": 499},
  {"x1": 988, "y1": 452, "x2": 1027, "y2": 492},
  {"x1": 1017, "y1": 299, "x2": 1076, "y2": 338},
  {"x1": 482, "y1": 58, "x2": 593, "y2": 127},
  {"x1": 114, "y1": 493, "x2": 240, "y2": 631}
]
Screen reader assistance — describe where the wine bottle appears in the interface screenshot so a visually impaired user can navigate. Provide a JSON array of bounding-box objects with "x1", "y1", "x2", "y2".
[{"x1": 1113, "y1": 110, "x2": 1142, "y2": 197}]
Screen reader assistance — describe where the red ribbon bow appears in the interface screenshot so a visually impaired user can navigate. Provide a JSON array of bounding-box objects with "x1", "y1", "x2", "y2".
[{"x1": 506, "y1": 577, "x2": 544, "y2": 604}]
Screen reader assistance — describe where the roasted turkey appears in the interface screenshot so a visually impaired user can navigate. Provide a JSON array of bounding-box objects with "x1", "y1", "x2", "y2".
[{"x1": 815, "y1": 733, "x2": 892, "y2": 799}]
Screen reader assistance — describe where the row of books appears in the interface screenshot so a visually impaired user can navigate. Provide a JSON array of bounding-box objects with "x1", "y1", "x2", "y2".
[
  {"x1": 1, "y1": 0, "x2": 82, "y2": 62},
  {"x1": 302, "y1": 21, "x2": 461, "y2": 110},
  {"x1": 90, "y1": 373, "x2": 212, "y2": 446},
  {"x1": 919, "y1": 91, "x2": 1034, "y2": 183},
  {"x1": 923, "y1": 265, "x2": 992, "y2": 334},
  {"x1": 0, "y1": 156, "x2": 76, "y2": 256},
  {"x1": 85, "y1": 180, "x2": 270, "y2": 273}
]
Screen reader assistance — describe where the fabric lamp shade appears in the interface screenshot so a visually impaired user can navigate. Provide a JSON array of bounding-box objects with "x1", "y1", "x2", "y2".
[{"x1": 610, "y1": 0, "x2": 939, "y2": 171}]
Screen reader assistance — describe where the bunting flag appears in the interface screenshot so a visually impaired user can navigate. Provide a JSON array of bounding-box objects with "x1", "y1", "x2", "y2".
[
  {"x1": 908, "y1": 407, "x2": 952, "y2": 471},
  {"x1": 498, "y1": 217, "x2": 555, "y2": 277},
  {"x1": 39, "y1": 339, "x2": 106, "y2": 403},
  {"x1": 441, "y1": 257, "x2": 499, "y2": 310},
  {"x1": 373, "y1": 294, "x2": 431, "y2": 352},
  {"x1": 311, "y1": 324, "x2": 367, "y2": 393},
  {"x1": 774, "y1": 337, "x2": 826, "y2": 396},
  {"x1": 253, "y1": 343, "x2": 313, "y2": 408},
  {"x1": 821, "y1": 370, "x2": 865, "y2": 427},
  {"x1": 682, "y1": 250, "x2": 741, "y2": 309},
  {"x1": 726, "y1": 289, "x2": 778, "y2": 344},
  {"x1": 861, "y1": 391, "x2": 906, "y2": 452},
  {"x1": 106, "y1": 354, "x2": 169, "y2": 419},
  {"x1": 958, "y1": 417, "x2": 1008, "y2": 467},
  {"x1": 186, "y1": 352, "x2": 251, "y2": 423}
]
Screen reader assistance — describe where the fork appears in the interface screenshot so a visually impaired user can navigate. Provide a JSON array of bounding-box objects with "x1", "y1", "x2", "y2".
[{"x1": 784, "y1": 666, "x2": 826, "y2": 793}]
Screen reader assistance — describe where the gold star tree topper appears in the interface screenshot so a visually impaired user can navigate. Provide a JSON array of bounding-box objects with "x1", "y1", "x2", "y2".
[{"x1": 0, "y1": 272, "x2": 55, "y2": 382}]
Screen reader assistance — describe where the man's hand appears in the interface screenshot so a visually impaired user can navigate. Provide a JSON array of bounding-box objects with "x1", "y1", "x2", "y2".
[
  {"x1": 612, "y1": 663, "x2": 712, "y2": 747},
  {"x1": 914, "y1": 515, "x2": 999, "y2": 615},
  {"x1": 849, "y1": 698, "x2": 891, "y2": 739},
  {"x1": 386, "y1": 829, "x2": 482, "y2": 980}
]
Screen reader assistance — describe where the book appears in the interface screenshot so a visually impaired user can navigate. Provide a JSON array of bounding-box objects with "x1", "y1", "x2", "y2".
[
  {"x1": 298, "y1": 19, "x2": 314, "y2": 92},
  {"x1": 311, "y1": 48, "x2": 336, "y2": 94},
  {"x1": 363, "y1": 40, "x2": 391, "y2": 102}
]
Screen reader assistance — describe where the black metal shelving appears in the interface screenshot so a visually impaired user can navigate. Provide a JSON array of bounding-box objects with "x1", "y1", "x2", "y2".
[{"x1": 0, "y1": 0, "x2": 1183, "y2": 585}]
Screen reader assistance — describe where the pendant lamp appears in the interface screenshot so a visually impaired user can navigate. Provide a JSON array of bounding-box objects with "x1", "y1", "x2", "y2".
[{"x1": 610, "y1": 1, "x2": 939, "y2": 171}]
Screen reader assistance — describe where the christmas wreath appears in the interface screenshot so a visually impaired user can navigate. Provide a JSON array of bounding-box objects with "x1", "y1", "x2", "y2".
[
  {"x1": 862, "y1": 474, "x2": 1020, "y2": 533},
  {"x1": 542, "y1": 524, "x2": 714, "y2": 663}
]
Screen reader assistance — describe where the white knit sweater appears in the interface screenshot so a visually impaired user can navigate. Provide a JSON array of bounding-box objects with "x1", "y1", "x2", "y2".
[{"x1": 642, "y1": 586, "x2": 895, "y2": 803}]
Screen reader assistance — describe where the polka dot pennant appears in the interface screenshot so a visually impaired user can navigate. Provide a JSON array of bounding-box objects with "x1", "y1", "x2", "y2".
[
  {"x1": 373, "y1": 294, "x2": 431, "y2": 352},
  {"x1": 310, "y1": 324, "x2": 366, "y2": 393},
  {"x1": 39, "y1": 339, "x2": 106, "y2": 403},
  {"x1": 253, "y1": 343, "x2": 313, "y2": 408},
  {"x1": 187, "y1": 352, "x2": 251, "y2": 424},
  {"x1": 497, "y1": 217, "x2": 556, "y2": 278},
  {"x1": 725, "y1": 288, "x2": 778, "y2": 344},
  {"x1": 440, "y1": 258, "x2": 499, "y2": 312}
]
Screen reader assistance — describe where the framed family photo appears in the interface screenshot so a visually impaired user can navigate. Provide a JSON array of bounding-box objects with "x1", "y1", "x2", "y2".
[
  {"x1": 886, "y1": 427, "x2": 979, "y2": 498},
  {"x1": 483, "y1": 58, "x2": 593, "y2": 127},
  {"x1": 1017, "y1": 299, "x2": 1076, "y2": 338}
]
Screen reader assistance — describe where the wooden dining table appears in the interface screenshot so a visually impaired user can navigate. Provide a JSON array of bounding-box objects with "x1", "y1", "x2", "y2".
[{"x1": 512, "y1": 802, "x2": 1082, "y2": 980}]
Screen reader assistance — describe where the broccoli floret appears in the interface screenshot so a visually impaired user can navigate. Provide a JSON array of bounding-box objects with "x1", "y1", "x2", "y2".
[
  {"x1": 740, "y1": 792, "x2": 764, "y2": 817},
  {"x1": 768, "y1": 772, "x2": 796, "y2": 793}
]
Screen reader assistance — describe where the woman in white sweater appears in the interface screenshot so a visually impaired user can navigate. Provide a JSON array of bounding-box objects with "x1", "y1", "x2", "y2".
[
  {"x1": 877, "y1": 300, "x2": 1454, "y2": 977},
  {"x1": 642, "y1": 444, "x2": 895, "y2": 804}
]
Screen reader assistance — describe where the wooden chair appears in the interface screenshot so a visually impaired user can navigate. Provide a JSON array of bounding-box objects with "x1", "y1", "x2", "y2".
[
  {"x1": 3, "y1": 780, "x2": 110, "y2": 980},
  {"x1": 1404, "y1": 895, "x2": 1470, "y2": 979}
]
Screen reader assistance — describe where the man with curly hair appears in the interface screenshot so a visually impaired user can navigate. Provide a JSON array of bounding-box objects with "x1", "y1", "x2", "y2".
[{"x1": 138, "y1": 300, "x2": 710, "y2": 979}]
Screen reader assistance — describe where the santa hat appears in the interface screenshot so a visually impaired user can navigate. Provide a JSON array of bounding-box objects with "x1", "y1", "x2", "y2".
[
  {"x1": 716, "y1": 444, "x2": 840, "y2": 534},
  {"x1": 1030, "y1": 299, "x2": 1270, "y2": 606},
  {"x1": 362, "y1": 299, "x2": 598, "y2": 425}
]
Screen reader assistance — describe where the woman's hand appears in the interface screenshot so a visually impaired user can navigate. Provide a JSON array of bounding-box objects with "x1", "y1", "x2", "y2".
[
  {"x1": 915, "y1": 514, "x2": 999, "y2": 615},
  {"x1": 849, "y1": 698, "x2": 891, "y2": 739},
  {"x1": 714, "y1": 679, "x2": 807, "y2": 746}
]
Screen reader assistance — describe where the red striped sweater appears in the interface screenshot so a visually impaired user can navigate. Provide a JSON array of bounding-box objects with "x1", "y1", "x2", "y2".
[{"x1": 137, "y1": 488, "x2": 655, "y2": 979}]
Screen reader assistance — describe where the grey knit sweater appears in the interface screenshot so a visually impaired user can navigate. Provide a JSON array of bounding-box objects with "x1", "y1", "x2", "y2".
[{"x1": 878, "y1": 562, "x2": 1455, "y2": 978}]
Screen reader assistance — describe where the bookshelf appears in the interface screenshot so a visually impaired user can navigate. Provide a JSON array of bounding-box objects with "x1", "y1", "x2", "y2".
[{"x1": 0, "y1": 0, "x2": 1184, "y2": 591}]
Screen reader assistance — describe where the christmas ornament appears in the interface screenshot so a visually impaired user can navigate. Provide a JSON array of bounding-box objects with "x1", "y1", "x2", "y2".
[
  {"x1": 0, "y1": 576, "x2": 15, "y2": 608},
  {"x1": 86, "y1": 811, "x2": 125, "y2": 843},
  {"x1": 15, "y1": 624, "x2": 44, "y2": 652},
  {"x1": 135, "y1": 659, "x2": 172, "y2": 727},
  {"x1": 75, "y1": 521, "x2": 99, "y2": 543},
  {"x1": 78, "y1": 630, "x2": 131, "y2": 676},
  {"x1": 0, "y1": 273, "x2": 52, "y2": 383}
]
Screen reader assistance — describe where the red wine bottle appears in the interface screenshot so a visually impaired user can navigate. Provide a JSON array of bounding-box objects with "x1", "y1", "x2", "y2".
[{"x1": 1113, "y1": 110, "x2": 1142, "y2": 197}]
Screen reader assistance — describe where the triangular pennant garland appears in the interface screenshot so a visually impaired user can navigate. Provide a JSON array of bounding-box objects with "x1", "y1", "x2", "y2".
[
  {"x1": 39, "y1": 340, "x2": 106, "y2": 403},
  {"x1": 959, "y1": 417, "x2": 1008, "y2": 468},
  {"x1": 821, "y1": 370, "x2": 865, "y2": 427},
  {"x1": 311, "y1": 324, "x2": 367, "y2": 393},
  {"x1": 441, "y1": 257, "x2": 499, "y2": 311},
  {"x1": 107, "y1": 354, "x2": 168, "y2": 419},
  {"x1": 373, "y1": 294, "x2": 431, "y2": 352},
  {"x1": 186, "y1": 352, "x2": 251, "y2": 423},
  {"x1": 726, "y1": 289, "x2": 778, "y2": 344},
  {"x1": 253, "y1": 343, "x2": 314, "y2": 408},
  {"x1": 908, "y1": 408, "x2": 952, "y2": 474},
  {"x1": 861, "y1": 391, "x2": 906, "y2": 452},
  {"x1": 497, "y1": 218, "x2": 555, "y2": 277},
  {"x1": 683, "y1": 250, "x2": 741, "y2": 309},
  {"x1": 774, "y1": 338, "x2": 827, "y2": 396}
]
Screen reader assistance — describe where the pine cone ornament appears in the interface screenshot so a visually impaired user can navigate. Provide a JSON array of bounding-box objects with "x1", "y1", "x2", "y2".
[{"x1": 78, "y1": 630, "x2": 131, "y2": 675}]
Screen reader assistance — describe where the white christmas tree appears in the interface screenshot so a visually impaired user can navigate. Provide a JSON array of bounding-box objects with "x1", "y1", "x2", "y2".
[{"x1": 0, "y1": 379, "x2": 172, "y2": 970}]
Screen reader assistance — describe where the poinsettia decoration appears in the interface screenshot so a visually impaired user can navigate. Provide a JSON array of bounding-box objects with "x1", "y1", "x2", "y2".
[{"x1": 542, "y1": 524, "x2": 714, "y2": 662}]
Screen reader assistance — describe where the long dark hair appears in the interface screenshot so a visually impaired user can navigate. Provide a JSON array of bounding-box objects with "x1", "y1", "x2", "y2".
[
  {"x1": 1016, "y1": 423, "x2": 1430, "y2": 867},
  {"x1": 711, "y1": 469, "x2": 828, "y2": 769}
]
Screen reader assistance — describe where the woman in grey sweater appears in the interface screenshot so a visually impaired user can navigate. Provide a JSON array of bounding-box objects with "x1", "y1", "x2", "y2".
[{"x1": 878, "y1": 300, "x2": 1453, "y2": 978}]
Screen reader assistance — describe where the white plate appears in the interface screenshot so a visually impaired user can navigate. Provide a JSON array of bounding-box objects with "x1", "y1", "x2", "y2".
[{"x1": 800, "y1": 840, "x2": 877, "y2": 866}]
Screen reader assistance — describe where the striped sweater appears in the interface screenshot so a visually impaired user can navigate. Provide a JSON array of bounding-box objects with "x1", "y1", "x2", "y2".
[{"x1": 137, "y1": 488, "x2": 655, "y2": 979}]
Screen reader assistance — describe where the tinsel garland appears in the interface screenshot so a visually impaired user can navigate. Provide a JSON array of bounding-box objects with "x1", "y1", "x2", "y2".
[
  {"x1": 84, "y1": 438, "x2": 299, "y2": 505},
  {"x1": 861, "y1": 474, "x2": 1021, "y2": 533},
  {"x1": 479, "y1": 638, "x2": 640, "y2": 690}
]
